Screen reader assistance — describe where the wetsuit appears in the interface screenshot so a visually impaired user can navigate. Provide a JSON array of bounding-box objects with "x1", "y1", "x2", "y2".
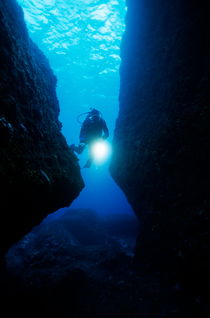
[{"x1": 80, "y1": 116, "x2": 109, "y2": 144}]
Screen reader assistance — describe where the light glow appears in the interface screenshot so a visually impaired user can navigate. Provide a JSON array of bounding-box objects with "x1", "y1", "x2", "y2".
[{"x1": 90, "y1": 140, "x2": 111, "y2": 163}]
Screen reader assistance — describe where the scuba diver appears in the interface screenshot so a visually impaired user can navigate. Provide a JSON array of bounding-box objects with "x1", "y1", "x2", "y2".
[{"x1": 71, "y1": 108, "x2": 109, "y2": 168}]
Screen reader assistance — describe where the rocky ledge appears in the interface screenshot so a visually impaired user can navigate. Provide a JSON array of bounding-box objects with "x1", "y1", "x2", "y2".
[
  {"x1": 111, "y1": 0, "x2": 210, "y2": 315},
  {"x1": 0, "y1": 0, "x2": 84, "y2": 254}
]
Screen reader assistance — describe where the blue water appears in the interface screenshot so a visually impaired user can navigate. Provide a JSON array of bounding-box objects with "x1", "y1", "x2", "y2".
[{"x1": 17, "y1": 0, "x2": 133, "y2": 216}]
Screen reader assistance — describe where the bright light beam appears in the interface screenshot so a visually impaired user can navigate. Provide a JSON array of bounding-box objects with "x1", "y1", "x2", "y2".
[{"x1": 90, "y1": 139, "x2": 112, "y2": 163}]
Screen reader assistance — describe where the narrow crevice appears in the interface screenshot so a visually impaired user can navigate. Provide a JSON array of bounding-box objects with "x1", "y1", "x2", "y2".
[{"x1": 0, "y1": 0, "x2": 209, "y2": 317}]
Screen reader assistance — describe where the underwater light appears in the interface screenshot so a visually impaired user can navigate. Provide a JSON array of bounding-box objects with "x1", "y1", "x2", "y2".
[{"x1": 90, "y1": 140, "x2": 111, "y2": 163}]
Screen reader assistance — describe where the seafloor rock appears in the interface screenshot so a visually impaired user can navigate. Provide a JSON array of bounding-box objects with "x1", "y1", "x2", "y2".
[
  {"x1": 2, "y1": 209, "x2": 159, "y2": 318},
  {"x1": 0, "y1": 0, "x2": 84, "y2": 254},
  {"x1": 111, "y1": 0, "x2": 209, "y2": 314},
  {"x1": 2, "y1": 208, "x2": 208, "y2": 317}
]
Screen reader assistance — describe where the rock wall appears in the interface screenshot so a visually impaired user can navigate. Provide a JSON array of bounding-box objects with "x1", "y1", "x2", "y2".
[
  {"x1": 111, "y1": 0, "x2": 209, "y2": 303},
  {"x1": 0, "y1": 0, "x2": 84, "y2": 254}
]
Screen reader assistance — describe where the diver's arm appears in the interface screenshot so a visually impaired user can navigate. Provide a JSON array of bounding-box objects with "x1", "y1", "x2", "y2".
[
  {"x1": 79, "y1": 121, "x2": 87, "y2": 143},
  {"x1": 102, "y1": 119, "x2": 109, "y2": 139}
]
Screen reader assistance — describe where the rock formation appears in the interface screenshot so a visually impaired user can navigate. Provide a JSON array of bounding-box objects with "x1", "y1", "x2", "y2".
[
  {"x1": 111, "y1": 0, "x2": 209, "y2": 311},
  {"x1": 0, "y1": 0, "x2": 84, "y2": 255},
  {"x1": 3, "y1": 209, "x2": 140, "y2": 318}
]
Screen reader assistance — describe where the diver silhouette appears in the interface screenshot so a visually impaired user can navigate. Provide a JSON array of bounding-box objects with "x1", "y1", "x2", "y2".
[{"x1": 71, "y1": 108, "x2": 109, "y2": 168}]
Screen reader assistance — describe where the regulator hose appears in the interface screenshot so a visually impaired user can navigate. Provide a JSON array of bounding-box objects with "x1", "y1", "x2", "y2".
[
  {"x1": 76, "y1": 112, "x2": 90, "y2": 124},
  {"x1": 76, "y1": 109, "x2": 103, "y2": 124}
]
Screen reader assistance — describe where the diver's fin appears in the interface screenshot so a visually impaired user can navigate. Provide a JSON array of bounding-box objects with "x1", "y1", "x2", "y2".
[{"x1": 83, "y1": 159, "x2": 92, "y2": 168}]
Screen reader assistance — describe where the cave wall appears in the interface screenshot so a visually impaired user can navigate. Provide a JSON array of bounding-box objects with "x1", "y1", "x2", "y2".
[
  {"x1": 111, "y1": 0, "x2": 209, "y2": 288},
  {"x1": 0, "y1": 0, "x2": 84, "y2": 254}
]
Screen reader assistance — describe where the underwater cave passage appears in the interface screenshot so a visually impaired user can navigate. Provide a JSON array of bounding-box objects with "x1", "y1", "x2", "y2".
[
  {"x1": 5, "y1": 3, "x2": 139, "y2": 312},
  {"x1": 16, "y1": 0, "x2": 135, "y2": 219},
  {"x1": 11, "y1": 0, "x2": 138, "y2": 264},
  {"x1": 2, "y1": 0, "x2": 209, "y2": 317}
]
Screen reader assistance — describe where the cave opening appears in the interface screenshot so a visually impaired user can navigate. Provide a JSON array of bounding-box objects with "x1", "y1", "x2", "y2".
[
  {"x1": 17, "y1": 0, "x2": 135, "y2": 218},
  {"x1": 1, "y1": 0, "x2": 209, "y2": 316},
  {"x1": 5, "y1": 0, "x2": 139, "y2": 294}
]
